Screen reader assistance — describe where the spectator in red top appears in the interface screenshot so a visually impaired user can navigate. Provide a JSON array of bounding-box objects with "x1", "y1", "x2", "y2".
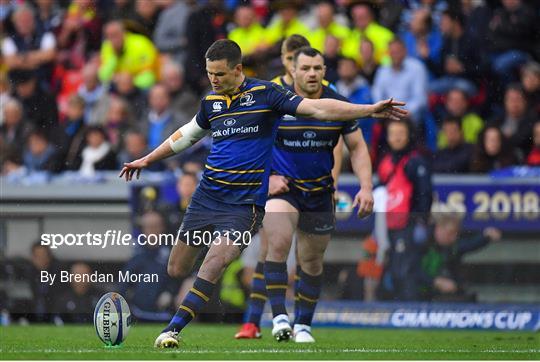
[
  {"x1": 377, "y1": 118, "x2": 432, "y2": 301},
  {"x1": 526, "y1": 121, "x2": 540, "y2": 166}
]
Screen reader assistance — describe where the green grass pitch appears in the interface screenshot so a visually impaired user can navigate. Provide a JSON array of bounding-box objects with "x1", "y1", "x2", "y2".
[{"x1": 1, "y1": 324, "x2": 539, "y2": 360}]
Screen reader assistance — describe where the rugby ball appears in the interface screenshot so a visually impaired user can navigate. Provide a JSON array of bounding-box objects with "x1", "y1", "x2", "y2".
[{"x1": 94, "y1": 292, "x2": 132, "y2": 346}]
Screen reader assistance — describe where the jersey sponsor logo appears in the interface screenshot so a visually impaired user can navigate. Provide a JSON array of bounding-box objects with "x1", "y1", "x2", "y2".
[
  {"x1": 212, "y1": 102, "x2": 222, "y2": 112},
  {"x1": 283, "y1": 138, "x2": 334, "y2": 148},
  {"x1": 223, "y1": 118, "x2": 237, "y2": 127},
  {"x1": 212, "y1": 125, "x2": 260, "y2": 138},
  {"x1": 303, "y1": 131, "x2": 317, "y2": 139},
  {"x1": 239, "y1": 93, "x2": 256, "y2": 106}
]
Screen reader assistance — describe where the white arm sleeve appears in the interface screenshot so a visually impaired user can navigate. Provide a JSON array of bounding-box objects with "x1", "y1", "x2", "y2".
[{"x1": 168, "y1": 116, "x2": 208, "y2": 153}]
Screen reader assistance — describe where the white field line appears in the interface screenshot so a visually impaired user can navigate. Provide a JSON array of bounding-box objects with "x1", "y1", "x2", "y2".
[{"x1": 1, "y1": 348, "x2": 539, "y2": 354}]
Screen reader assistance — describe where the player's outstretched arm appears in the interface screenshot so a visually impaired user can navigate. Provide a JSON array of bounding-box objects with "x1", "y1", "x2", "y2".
[
  {"x1": 119, "y1": 117, "x2": 207, "y2": 181},
  {"x1": 296, "y1": 98, "x2": 408, "y2": 122}
]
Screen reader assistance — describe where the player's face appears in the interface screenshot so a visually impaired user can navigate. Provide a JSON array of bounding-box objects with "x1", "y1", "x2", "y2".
[
  {"x1": 206, "y1": 59, "x2": 242, "y2": 95},
  {"x1": 293, "y1": 53, "x2": 325, "y2": 96},
  {"x1": 281, "y1": 50, "x2": 295, "y2": 77}
]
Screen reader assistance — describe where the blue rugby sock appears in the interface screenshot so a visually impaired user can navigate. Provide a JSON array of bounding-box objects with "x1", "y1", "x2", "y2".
[
  {"x1": 264, "y1": 261, "x2": 288, "y2": 317},
  {"x1": 295, "y1": 269, "x2": 322, "y2": 326},
  {"x1": 244, "y1": 262, "x2": 267, "y2": 326},
  {"x1": 293, "y1": 264, "x2": 301, "y2": 323},
  {"x1": 163, "y1": 277, "x2": 215, "y2": 333}
]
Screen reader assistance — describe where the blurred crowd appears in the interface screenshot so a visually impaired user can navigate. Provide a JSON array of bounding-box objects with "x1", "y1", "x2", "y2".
[
  {"x1": 1, "y1": 0, "x2": 539, "y2": 183},
  {"x1": 0, "y1": 181, "x2": 504, "y2": 324},
  {"x1": 1, "y1": 0, "x2": 539, "y2": 323}
]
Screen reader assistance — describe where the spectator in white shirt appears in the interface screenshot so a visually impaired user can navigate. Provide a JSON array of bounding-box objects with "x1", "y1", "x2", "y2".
[
  {"x1": 2, "y1": 5, "x2": 56, "y2": 87},
  {"x1": 372, "y1": 38, "x2": 428, "y2": 123}
]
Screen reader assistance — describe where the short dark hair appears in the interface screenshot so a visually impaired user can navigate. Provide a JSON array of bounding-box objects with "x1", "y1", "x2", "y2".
[
  {"x1": 180, "y1": 172, "x2": 199, "y2": 183},
  {"x1": 505, "y1": 82, "x2": 526, "y2": 97},
  {"x1": 389, "y1": 37, "x2": 405, "y2": 48},
  {"x1": 387, "y1": 117, "x2": 415, "y2": 138},
  {"x1": 282, "y1": 34, "x2": 310, "y2": 53},
  {"x1": 86, "y1": 125, "x2": 108, "y2": 140},
  {"x1": 447, "y1": 87, "x2": 468, "y2": 100},
  {"x1": 293, "y1": 46, "x2": 323, "y2": 63},
  {"x1": 32, "y1": 240, "x2": 52, "y2": 255},
  {"x1": 442, "y1": 9, "x2": 464, "y2": 27},
  {"x1": 442, "y1": 117, "x2": 462, "y2": 129},
  {"x1": 28, "y1": 129, "x2": 49, "y2": 142},
  {"x1": 205, "y1": 39, "x2": 242, "y2": 68},
  {"x1": 339, "y1": 57, "x2": 357, "y2": 65}
]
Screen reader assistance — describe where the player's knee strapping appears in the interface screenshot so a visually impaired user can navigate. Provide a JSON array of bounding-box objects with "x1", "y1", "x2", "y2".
[
  {"x1": 295, "y1": 269, "x2": 322, "y2": 326},
  {"x1": 164, "y1": 277, "x2": 215, "y2": 332},
  {"x1": 264, "y1": 261, "x2": 288, "y2": 316},
  {"x1": 245, "y1": 262, "x2": 267, "y2": 325}
]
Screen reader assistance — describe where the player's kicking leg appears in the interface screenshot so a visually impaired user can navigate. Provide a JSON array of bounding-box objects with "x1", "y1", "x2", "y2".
[
  {"x1": 235, "y1": 230, "x2": 268, "y2": 339},
  {"x1": 264, "y1": 199, "x2": 298, "y2": 341},
  {"x1": 154, "y1": 239, "x2": 201, "y2": 347},
  {"x1": 155, "y1": 237, "x2": 242, "y2": 348},
  {"x1": 292, "y1": 229, "x2": 330, "y2": 343}
]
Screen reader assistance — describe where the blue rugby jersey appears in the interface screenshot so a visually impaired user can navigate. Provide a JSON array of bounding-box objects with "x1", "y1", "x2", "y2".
[
  {"x1": 195, "y1": 77, "x2": 303, "y2": 206},
  {"x1": 271, "y1": 85, "x2": 359, "y2": 193}
]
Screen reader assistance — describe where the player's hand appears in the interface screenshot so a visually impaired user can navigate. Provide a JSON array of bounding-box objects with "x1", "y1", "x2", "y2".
[
  {"x1": 352, "y1": 188, "x2": 374, "y2": 218},
  {"x1": 433, "y1": 276, "x2": 458, "y2": 294},
  {"x1": 371, "y1": 98, "x2": 409, "y2": 120},
  {"x1": 483, "y1": 227, "x2": 502, "y2": 242},
  {"x1": 268, "y1": 175, "x2": 289, "y2": 196},
  {"x1": 119, "y1": 157, "x2": 149, "y2": 181}
]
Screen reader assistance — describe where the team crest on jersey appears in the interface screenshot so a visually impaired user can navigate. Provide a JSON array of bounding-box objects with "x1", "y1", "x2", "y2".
[
  {"x1": 239, "y1": 93, "x2": 256, "y2": 106},
  {"x1": 303, "y1": 131, "x2": 317, "y2": 139},
  {"x1": 212, "y1": 102, "x2": 222, "y2": 112},
  {"x1": 223, "y1": 118, "x2": 236, "y2": 127}
]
